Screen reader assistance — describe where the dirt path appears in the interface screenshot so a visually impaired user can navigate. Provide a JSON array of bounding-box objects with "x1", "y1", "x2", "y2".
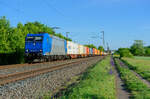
[
  {"x1": 111, "y1": 57, "x2": 130, "y2": 99},
  {"x1": 117, "y1": 58, "x2": 150, "y2": 88}
]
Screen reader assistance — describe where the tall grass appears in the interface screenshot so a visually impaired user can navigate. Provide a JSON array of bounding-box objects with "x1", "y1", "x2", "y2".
[
  {"x1": 49, "y1": 57, "x2": 116, "y2": 99},
  {"x1": 115, "y1": 58, "x2": 150, "y2": 99},
  {"x1": 122, "y1": 57, "x2": 150, "y2": 82},
  {"x1": 134, "y1": 56, "x2": 150, "y2": 60}
]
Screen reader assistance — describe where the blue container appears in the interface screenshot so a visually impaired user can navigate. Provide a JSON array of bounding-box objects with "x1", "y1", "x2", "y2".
[{"x1": 89, "y1": 48, "x2": 93, "y2": 54}]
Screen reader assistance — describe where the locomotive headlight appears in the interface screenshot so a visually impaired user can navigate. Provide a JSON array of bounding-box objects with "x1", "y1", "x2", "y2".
[
  {"x1": 26, "y1": 49, "x2": 28, "y2": 52},
  {"x1": 40, "y1": 50, "x2": 42, "y2": 52}
]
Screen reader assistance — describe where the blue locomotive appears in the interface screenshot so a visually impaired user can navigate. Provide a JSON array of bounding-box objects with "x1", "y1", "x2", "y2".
[{"x1": 25, "y1": 33, "x2": 68, "y2": 62}]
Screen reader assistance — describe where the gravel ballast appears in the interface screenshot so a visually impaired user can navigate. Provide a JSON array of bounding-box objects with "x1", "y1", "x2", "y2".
[
  {"x1": 0, "y1": 58, "x2": 93, "y2": 75},
  {"x1": 0, "y1": 56, "x2": 103, "y2": 99}
]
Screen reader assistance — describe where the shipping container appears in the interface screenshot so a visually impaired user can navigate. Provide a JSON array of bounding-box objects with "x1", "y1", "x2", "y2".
[
  {"x1": 95, "y1": 49, "x2": 98, "y2": 55},
  {"x1": 78, "y1": 44, "x2": 80, "y2": 54},
  {"x1": 98, "y1": 50, "x2": 100, "y2": 55},
  {"x1": 86, "y1": 47, "x2": 90, "y2": 55},
  {"x1": 100, "y1": 51, "x2": 103, "y2": 56},
  {"x1": 79, "y1": 44, "x2": 84, "y2": 54},
  {"x1": 67, "y1": 41, "x2": 79, "y2": 55},
  {"x1": 89, "y1": 48, "x2": 93, "y2": 55},
  {"x1": 93, "y1": 48, "x2": 95, "y2": 55},
  {"x1": 83, "y1": 46, "x2": 86, "y2": 54}
]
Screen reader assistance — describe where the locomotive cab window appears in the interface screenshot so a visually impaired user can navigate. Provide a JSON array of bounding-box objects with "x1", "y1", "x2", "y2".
[
  {"x1": 35, "y1": 37, "x2": 43, "y2": 41},
  {"x1": 26, "y1": 36, "x2": 43, "y2": 42},
  {"x1": 26, "y1": 36, "x2": 34, "y2": 42}
]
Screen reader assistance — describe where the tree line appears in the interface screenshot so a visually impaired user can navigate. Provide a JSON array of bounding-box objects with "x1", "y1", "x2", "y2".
[
  {"x1": 0, "y1": 16, "x2": 104, "y2": 65},
  {"x1": 116, "y1": 40, "x2": 150, "y2": 58},
  {"x1": 84, "y1": 44, "x2": 104, "y2": 51},
  {"x1": 0, "y1": 16, "x2": 72, "y2": 65}
]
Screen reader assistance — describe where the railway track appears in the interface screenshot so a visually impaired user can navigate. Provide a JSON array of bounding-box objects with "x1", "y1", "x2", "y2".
[
  {"x1": 0, "y1": 59, "x2": 68, "y2": 70},
  {"x1": 0, "y1": 56, "x2": 104, "y2": 86},
  {"x1": 0, "y1": 57, "x2": 99, "y2": 71}
]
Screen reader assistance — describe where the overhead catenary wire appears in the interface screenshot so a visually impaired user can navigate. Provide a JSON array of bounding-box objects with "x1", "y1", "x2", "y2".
[
  {"x1": 41, "y1": 0, "x2": 75, "y2": 24},
  {"x1": 0, "y1": 1, "x2": 23, "y2": 13},
  {"x1": 42, "y1": 0, "x2": 65, "y2": 17}
]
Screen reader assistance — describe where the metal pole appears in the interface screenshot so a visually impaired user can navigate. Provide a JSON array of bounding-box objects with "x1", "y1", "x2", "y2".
[
  {"x1": 101, "y1": 31, "x2": 105, "y2": 48},
  {"x1": 66, "y1": 32, "x2": 69, "y2": 38},
  {"x1": 107, "y1": 42, "x2": 109, "y2": 53}
]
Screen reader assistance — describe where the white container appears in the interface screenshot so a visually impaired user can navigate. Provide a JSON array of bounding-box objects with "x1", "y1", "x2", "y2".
[
  {"x1": 79, "y1": 45, "x2": 84, "y2": 54},
  {"x1": 67, "y1": 41, "x2": 79, "y2": 54},
  {"x1": 83, "y1": 46, "x2": 86, "y2": 54}
]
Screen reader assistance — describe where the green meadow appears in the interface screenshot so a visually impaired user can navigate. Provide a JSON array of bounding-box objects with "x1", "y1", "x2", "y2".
[
  {"x1": 114, "y1": 58, "x2": 150, "y2": 99},
  {"x1": 122, "y1": 56, "x2": 150, "y2": 82}
]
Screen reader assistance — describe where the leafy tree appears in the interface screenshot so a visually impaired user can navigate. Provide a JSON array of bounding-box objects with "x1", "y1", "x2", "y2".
[
  {"x1": 0, "y1": 16, "x2": 72, "y2": 65},
  {"x1": 85, "y1": 44, "x2": 97, "y2": 49},
  {"x1": 146, "y1": 46, "x2": 150, "y2": 48},
  {"x1": 24, "y1": 22, "x2": 71, "y2": 41},
  {"x1": 117, "y1": 48, "x2": 133, "y2": 58},
  {"x1": 145, "y1": 48, "x2": 150, "y2": 56},
  {"x1": 0, "y1": 16, "x2": 12, "y2": 53},
  {"x1": 98, "y1": 46, "x2": 104, "y2": 51},
  {"x1": 130, "y1": 40, "x2": 145, "y2": 56}
]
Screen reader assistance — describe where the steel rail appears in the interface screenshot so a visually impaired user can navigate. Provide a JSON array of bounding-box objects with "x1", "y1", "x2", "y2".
[
  {"x1": 0, "y1": 57, "x2": 95, "y2": 70},
  {"x1": 0, "y1": 60, "x2": 67, "y2": 70},
  {"x1": 0, "y1": 56, "x2": 103, "y2": 86}
]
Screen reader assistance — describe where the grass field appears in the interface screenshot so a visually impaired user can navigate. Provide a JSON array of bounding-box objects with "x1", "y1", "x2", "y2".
[
  {"x1": 122, "y1": 56, "x2": 150, "y2": 82},
  {"x1": 134, "y1": 56, "x2": 150, "y2": 60},
  {"x1": 114, "y1": 58, "x2": 150, "y2": 99},
  {"x1": 44, "y1": 57, "x2": 116, "y2": 99}
]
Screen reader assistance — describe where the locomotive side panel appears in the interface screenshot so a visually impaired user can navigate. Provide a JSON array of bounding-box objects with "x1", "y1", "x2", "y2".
[{"x1": 49, "y1": 36, "x2": 66, "y2": 55}]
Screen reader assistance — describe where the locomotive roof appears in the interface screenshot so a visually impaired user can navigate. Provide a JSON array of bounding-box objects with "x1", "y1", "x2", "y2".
[{"x1": 26, "y1": 33, "x2": 48, "y2": 37}]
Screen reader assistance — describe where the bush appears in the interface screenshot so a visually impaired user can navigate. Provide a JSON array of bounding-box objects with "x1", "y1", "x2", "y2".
[
  {"x1": 145, "y1": 48, "x2": 150, "y2": 56},
  {"x1": 130, "y1": 40, "x2": 145, "y2": 56},
  {"x1": 117, "y1": 48, "x2": 133, "y2": 58}
]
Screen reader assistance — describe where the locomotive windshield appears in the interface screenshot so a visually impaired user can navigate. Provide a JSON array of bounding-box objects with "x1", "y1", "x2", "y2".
[{"x1": 26, "y1": 36, "x2": 43, "y2": 42}]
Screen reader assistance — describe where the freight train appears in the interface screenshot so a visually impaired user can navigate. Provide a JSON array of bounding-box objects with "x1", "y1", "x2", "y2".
[{"x1": 25, "y1": 33, "x2": 103, "y2": 63}]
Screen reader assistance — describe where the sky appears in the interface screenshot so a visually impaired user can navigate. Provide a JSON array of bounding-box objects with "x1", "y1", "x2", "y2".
[{"x1": 1, "y1": 0, "x2": 150, "y2": 50}]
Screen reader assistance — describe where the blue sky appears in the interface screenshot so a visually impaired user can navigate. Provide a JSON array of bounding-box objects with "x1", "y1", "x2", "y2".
[{"x1": 1, "y1": 0, "x2": 150, "y2": 50}]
